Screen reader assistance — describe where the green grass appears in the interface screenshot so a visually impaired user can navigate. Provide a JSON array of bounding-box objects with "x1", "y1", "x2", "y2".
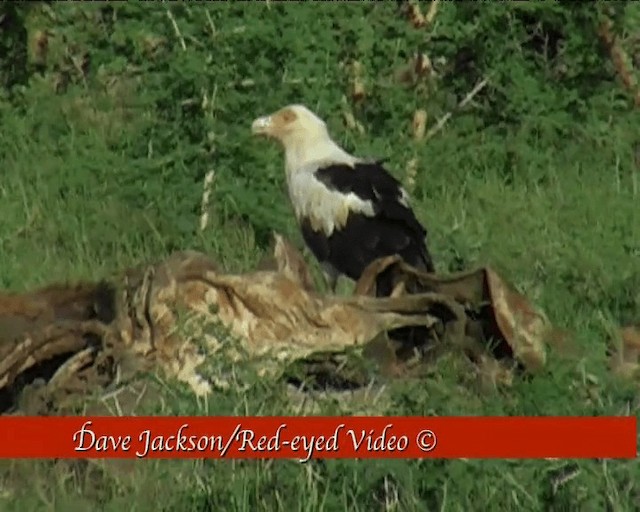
[{"x1": 0, "y1": 2, "x2": 639, "y2": 511}]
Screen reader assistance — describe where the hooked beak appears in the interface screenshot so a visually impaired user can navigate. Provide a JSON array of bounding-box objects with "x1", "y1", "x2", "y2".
[{"x1": 251, "y1": 115, "x2": 272, "y2": 136}]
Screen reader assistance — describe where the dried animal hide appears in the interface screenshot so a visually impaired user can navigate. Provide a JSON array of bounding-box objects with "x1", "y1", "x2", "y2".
[{"x1": 0, "y1": 234, "x2": 556, "y2": 415}]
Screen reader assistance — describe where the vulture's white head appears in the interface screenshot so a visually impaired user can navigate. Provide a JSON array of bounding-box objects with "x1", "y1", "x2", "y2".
[
  {"x1": 251, "y1": 104, "x2": 328, "y2": 145},
  {"x1": 251, "y1": 104, "x2": 356, "y2": 173}
]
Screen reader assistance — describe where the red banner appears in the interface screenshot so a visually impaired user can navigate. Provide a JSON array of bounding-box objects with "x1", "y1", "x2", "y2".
[{"x1": 0, "y1": 416, "x2": 635, "y2": 460}]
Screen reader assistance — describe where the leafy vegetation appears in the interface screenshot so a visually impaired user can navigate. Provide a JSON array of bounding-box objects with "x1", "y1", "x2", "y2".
[{"x1": 0, "y1": 2, "x2": 639, "y2": 511}]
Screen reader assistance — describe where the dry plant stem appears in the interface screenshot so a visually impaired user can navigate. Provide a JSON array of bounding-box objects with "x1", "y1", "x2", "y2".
[
  {"x1": 199, "y1": 170, "x2": 216, "y2": 232},
  {"x1": 597, "y1": 17, "x2": 640, "y2": 108},
  {"x1": 404, "y1": 0, "x2": 439, "y2": 29},
  {"x1": 166, "y1": 8, "x2": 187, "y2": 51},
  {"x1": 424, "y1": 77, "x2": 489, "y2": 142},
  {"x1": 425, "y1": 0, "x2": 439, "y2": 26}
]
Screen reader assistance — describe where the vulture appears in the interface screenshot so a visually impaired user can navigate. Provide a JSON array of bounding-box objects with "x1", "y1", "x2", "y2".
[{"x1": 251, "y1": 104, "x2": 435, "y2": 297}]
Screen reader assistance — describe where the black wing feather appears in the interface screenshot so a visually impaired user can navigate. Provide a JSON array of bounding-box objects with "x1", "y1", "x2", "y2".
[{"x1": 307, "y1": 161, "x2": 435, "y2": 283}]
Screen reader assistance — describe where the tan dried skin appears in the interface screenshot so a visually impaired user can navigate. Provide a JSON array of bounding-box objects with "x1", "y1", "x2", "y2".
[{"x1": 0, "y1": 234, "x2": 560, "y2": 415}]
